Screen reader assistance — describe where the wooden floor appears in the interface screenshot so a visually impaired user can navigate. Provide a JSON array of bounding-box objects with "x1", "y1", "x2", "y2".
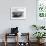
[{"x1": 0, "y1": 42, "x2": 46, "y2": 46}]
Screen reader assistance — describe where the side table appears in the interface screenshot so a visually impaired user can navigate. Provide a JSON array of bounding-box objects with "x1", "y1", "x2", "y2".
[{"x1": 4, "y1": 33, "x2": 18, "y2": 46}]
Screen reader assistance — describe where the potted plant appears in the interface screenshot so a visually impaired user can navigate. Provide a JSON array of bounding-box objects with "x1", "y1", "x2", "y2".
[{"x1": 33, "y1": 32, "x2": 46, "y2": 43}]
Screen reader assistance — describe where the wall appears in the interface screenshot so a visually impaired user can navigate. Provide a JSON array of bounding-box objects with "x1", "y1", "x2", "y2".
[{"x1": 0, "y1": 0, "x2": 36, "y2": 42}]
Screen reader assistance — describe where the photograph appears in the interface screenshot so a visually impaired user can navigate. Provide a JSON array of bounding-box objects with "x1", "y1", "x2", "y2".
[{"x1": 11, "y1": 7, "x2": 26, "y2": 19}]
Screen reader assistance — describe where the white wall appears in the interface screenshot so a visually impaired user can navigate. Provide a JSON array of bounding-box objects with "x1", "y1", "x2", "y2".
[{"x1": 0, "y1": 0, "x2": 37, "y2": 42}]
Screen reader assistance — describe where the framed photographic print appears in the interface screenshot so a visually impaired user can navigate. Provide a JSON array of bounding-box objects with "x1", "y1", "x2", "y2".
[
  {"x1": 37, "y1": 0, "x2": 46, "y2": 20},
  {"x1": 10, "y1": 7, "x2": 26, "y2": 20},
  {"x1": 36, "y1": 0, "x2": 46, "y2": 26}
]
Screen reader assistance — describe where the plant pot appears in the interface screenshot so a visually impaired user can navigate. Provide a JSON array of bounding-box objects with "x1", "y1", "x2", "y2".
[
  {"x1": 37, "y1": 39, "x2": 40, "y2": 43},
  {"x1": 37, "y1": 39, "x2": 45, "y2": 44},
  {"x1": 40, "y1": 39, "x2": 45, "y2": 43}
]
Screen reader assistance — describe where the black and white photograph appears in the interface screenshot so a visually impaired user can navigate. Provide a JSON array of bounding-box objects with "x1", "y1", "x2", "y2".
[{"x1": 11, "y1": 7, "x2": 26, "y2": 19}]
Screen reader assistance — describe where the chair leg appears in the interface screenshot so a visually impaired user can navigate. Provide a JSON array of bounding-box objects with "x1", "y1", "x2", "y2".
[
  {"x1": 5, "y1": 41, "x2": 7, "y2": 46},
  {"x1": 4, "y1": 33, "x2": 7, "y2": 46}
]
